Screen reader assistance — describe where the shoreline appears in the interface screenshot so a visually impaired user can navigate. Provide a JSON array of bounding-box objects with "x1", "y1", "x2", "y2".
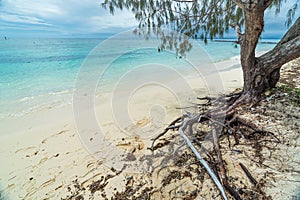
[
  {"x1": 0, "y1": 55, "x2": 243, "y2": 136},
  {"x1": 213, "y1": 39, "x2": 278, "y2": 44},
  {"x1": 0, "y1": 57, "x2": 243, "y2": 199},
  {"x1": 0, "y1": 58, "x2": 244, "y2": 143}
]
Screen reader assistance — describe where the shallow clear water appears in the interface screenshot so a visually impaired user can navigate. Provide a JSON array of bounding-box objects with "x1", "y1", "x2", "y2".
[
  {"x1": 0, "y1": 37, "x2": 277, "y2": 119},
  {"x1": 0, "y1": 38, "x2": 99, "y2": 118}
]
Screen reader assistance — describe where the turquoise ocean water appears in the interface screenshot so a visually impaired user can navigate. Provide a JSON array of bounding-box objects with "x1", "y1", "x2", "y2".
[{"x1": 0, "y1": 37, "x2": 277, "y2": 119}]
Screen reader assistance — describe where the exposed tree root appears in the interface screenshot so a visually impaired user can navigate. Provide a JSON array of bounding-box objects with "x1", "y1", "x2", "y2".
[
  {"x1": 149, "y1": 116, "x2": 183, "y2": 151},
  {"x1": 150, "y1": 92, "x2": 277, "y2": 200},
  {"x1": 178, "y1": 114, "x2": 228, "y2": 200}
]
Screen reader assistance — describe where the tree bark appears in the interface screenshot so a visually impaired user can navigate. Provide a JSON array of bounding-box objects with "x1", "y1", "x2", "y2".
[{"x1": 236, "y1": 1, "x2": 300, "y2": 103}]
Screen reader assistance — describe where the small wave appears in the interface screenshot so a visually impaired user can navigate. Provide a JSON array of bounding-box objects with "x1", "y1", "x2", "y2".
[
  {"x1": 19, "y1": 96, "x2": 35, "y2": 102},
  {"x1": 18, "y1": 90, "x2": 72, "y2": 103},
  {"x1": 1, "y1": 98, "x2": 72, "y2": 120},
  {"x1": 49, "y1": 90, "x2": 71, "y2": 95}
]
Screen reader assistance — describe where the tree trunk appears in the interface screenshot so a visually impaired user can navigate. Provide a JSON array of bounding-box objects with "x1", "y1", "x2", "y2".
[
  {"x1": 238, "y1": 3, "x2": 268, "y2": 103},
  {"x1": 236, "y1": 2, "x2": 300, "y2": 103}
]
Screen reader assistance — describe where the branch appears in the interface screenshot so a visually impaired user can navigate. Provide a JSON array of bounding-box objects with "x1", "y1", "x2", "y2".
[
  {"x1": 277, "y1": 17, "x2": 300, "y2": 46},
  {"x1": 230, "y1": 23, "x2": 244, "y2": 43},
  {"x1": 262, "y1": 0, "x2": 273, "y2": 10},
  {"x1": 231, "y1": 0, "x2": 243, "y2": 8},
  {"x1": 259, "y1": 17, "x2": 300, "y2": 72}
]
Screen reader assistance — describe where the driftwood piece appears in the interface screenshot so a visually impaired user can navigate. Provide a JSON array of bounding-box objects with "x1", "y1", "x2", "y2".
[{"x1": 179, "y1": 114, "x2": 228, "y2": 200}]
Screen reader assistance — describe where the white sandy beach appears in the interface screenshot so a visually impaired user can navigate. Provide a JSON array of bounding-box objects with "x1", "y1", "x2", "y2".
[{"x1": 1, "y1": 58, "x2": 298, "y2": 199}]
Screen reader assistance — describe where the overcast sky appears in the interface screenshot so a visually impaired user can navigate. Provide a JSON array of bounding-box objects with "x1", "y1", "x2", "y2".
[{"x1": 0, "y1": 0, "x2": 298, "y2": 38}]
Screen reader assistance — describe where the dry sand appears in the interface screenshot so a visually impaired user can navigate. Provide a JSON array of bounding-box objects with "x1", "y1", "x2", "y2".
[{"x1": 0, "y1": 58, "x2": 299, "y2": 200}]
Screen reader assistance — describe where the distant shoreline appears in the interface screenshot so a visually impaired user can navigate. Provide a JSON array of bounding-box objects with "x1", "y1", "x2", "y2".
[{"x1": 213, "y1": 39, "x2": 277, "y2": 44}]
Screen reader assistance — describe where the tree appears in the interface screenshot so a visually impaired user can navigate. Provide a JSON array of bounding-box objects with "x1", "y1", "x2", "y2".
[
  {"x1": 102, "y1": 0, "x2": 299, "y2": 199},
  {"x1": 102, "y1": 0, "x2": 299, "y2": 104}
]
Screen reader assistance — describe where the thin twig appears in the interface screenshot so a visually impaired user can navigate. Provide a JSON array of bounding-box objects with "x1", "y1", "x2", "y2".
[
  {"x1": 250, "y1": 130, "x2": 281, "y2": 143},
  {"x1": 239, "y1": 163, "x2": 258, "y2": 186},
  {"x1": 149, "y1": 116, "x2": 183, "y2": 151}
]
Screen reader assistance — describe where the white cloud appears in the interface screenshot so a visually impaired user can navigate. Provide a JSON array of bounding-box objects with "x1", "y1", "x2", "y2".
[
  {"x1": 88, "y1": 11, "x2": 136, "y2": 31},
  {"x1": 1, "y1": 0, "x2": 64, "y2": 19},
  {"x1": 0, "y1": 14, "x2": 52, "y2": 26},
  {"x1": 0, "y1": 0, "x2": 136, "y2": 35},
  {"x1": 0, "y1": 0, "x2": 298, "y2": 37}
]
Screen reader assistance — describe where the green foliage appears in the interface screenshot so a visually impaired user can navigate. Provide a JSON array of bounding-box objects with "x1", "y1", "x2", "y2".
[
  {"x1": 102, "y1": 0, "x2": 245, "y2": 55},
  {"x1": 102, "y1": 0, "x2": 243, "y2": 40},
  {"x1": 285, "y1": 3, "x2": 298, "y2": 27},
  {"x1": 102, "y1": 0, "x2": 298, "y2": 55},
  {"x1": 278, "y1": 84, "x2": 300, "y2": 106},
  {"x1": 269, "y1": 0, "x2": 299, "y2": 28}
]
